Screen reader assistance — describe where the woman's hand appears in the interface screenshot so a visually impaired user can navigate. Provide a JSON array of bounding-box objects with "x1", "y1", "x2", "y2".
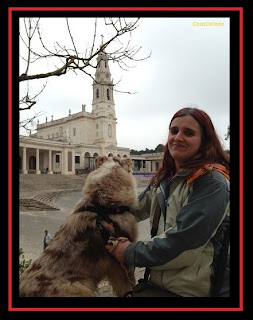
[{"x1": 105, "y1": 237, "x2": 131, "y2": 263}]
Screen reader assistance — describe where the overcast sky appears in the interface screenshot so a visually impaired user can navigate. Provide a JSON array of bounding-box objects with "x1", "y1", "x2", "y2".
[{"x1": 19, "y1": 17, "x2": 230, "y2": 151}]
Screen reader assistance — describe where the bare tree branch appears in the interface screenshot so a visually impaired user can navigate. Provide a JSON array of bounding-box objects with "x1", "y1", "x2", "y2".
[
  {"x1": 19, "y1": 80, "x2": 48, "y2": 111},
  {"x1": 19, "y1": 17, "x2": 151, "y2": 131},
  {"x1": 19, "y1": 18, "x2": 150, "y2": 82}
]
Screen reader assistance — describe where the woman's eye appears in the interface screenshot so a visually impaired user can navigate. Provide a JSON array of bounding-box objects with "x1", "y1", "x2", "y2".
[
  {"x1": 185, "y1": 130, "x2": 194, "y2": 136},
  {"x1": 170, "y1": 128, "x2": 178, "y2": 135}
]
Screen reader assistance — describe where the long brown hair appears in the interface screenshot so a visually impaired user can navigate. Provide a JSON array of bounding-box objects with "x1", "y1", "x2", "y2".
[{"x1": 150, "y1": 107, "x2": 230, "y2": 186}]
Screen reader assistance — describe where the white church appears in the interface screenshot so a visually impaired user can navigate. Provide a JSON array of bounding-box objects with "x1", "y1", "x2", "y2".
[{"x1": 19, "y1": 48, "x2": 162, "y2": 175}]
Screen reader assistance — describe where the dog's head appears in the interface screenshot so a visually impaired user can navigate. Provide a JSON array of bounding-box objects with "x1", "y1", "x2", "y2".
[
  {"x1": 95, "y1": 156, "x2": 133, "y2": 173},
  {"x1": 94, "y1": 156, "x2": 109, "y2": 169},
  {"x1": 80, "y1": 156, "x2": 137, "y2": 208}
]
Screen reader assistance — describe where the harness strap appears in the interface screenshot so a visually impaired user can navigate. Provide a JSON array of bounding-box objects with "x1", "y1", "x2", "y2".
[
  {"x1": 84, "y1": 203, "x2": 130, "y2": 242},
  {"x1": 85, "y1": 203, "x2": 129, "y2": 216}
]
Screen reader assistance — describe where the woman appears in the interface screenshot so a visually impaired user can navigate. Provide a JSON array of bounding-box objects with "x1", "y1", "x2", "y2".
[{"x1": 106, "y1": 107, "x2": 230, "y2": 297}]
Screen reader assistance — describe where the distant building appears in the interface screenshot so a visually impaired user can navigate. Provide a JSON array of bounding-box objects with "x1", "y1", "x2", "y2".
[{"x1": 19, "y1": 48, "x2": 162, "y2": 175}]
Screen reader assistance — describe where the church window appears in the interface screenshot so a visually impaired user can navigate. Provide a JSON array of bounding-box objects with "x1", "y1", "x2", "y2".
[
  {"x1": 56, "y1": 155, "x2": 60, "y2": 163},
  {"x1": 96, "y1": 88, "x2": 99, "y2": 98},
  {"x1": 96, "y1": 124, "x2": 99, "y2": 129},
  {"x1": 108, "y1": 124, "x2": 112, "y2": 137},
  {"x1": 105, "y1": 61, "x2": 107, "y2": 68},
  {"x1": 29, "y1": 156, "x2": 36, "y2": 170},
  {"x1": 107, "y1": 89, "x2": 110, "y2": 100},
  {"x1": 73, "y1": 128, "x2": 76, "y2": 136},
  {"x1": 75, "y1": 156, "x2": 80, "y2": 164}
]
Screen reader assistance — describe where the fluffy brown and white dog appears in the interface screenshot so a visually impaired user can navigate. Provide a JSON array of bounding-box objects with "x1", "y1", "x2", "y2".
[{"x1": 19, "y1": 156, "x2": 138, "y2": 297}]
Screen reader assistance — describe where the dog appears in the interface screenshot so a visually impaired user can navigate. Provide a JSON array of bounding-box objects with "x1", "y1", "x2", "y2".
[{"x1": 19, "y1": 156, "x2": 138, "y2": 297}]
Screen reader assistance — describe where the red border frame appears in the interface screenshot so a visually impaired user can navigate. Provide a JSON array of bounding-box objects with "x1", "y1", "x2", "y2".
[{"x1": 9, "y1": 6, "x2": 243, "y2": 311}]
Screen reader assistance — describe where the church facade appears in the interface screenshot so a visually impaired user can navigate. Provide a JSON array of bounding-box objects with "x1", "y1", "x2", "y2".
[{"x1": 19, "y1": 49, "x2": 162, "y2": 175}]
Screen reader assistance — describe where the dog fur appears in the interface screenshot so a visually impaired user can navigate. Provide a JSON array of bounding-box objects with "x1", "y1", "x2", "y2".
[{"x1": 19, "y1": 156, "x2": 138, "y2": 297}]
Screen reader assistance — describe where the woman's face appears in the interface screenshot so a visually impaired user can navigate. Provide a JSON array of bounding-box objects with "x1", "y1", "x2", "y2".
[{"x1": 168, "y1": 115, "x2": 202, "y2": 170}]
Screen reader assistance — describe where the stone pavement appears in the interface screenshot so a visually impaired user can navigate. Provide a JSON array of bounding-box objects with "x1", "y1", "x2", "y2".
[{"x1": 19, "y1": 175, "x2": 150, "y2": 297}]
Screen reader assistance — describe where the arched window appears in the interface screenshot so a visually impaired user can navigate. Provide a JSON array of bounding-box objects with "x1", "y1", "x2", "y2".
[
  {"x1": 105, "y1": 61, "x2": 107, "y2": 68},
  {"x1": 29, "y1": 156, "x2": 36, "y2": 170},
  {"x1": 96, "y1": 88, "x2": 99, "y2": 98},
  {"x1": 84, "y1": 152, "x2": 91, "y2": 169},
  {"x1": 107, "y1": 89, "x2": 110, "y2": 100}
]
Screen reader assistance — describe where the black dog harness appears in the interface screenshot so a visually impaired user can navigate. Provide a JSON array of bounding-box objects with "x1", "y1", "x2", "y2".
[{"x1": 84, "y1": 203, "x2": 129, "y2": 242}]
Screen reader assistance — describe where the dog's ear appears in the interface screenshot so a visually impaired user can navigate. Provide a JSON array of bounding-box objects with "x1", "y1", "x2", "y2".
[
  {"x1": 95, "y1": 156, "x2": 109, "y2": 169},
  {"x1": 112, "y1": 156, "x2": 121, "y2": 165},
  {"x1": 120, "y1": 158, "x2": 133, "y2": 172}
]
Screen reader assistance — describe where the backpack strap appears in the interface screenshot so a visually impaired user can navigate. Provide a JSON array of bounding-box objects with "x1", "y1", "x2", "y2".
[
  {"x1": 186, "y1": 163, "x2": 230, "y2": 185},
  {"x1": 144, "y1": 202, "x2": 162, "y2": 281},
  {"x1": 150, "y1": 202, "x2": 162, "y2": 238},
  {"x1": 211, "y1": 224, "x2": 230, "y2": 296}
]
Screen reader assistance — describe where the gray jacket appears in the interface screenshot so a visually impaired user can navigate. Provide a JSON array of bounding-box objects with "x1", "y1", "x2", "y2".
[{"x1": 125, "y1": 168, "x2": 230, "y2": 297}]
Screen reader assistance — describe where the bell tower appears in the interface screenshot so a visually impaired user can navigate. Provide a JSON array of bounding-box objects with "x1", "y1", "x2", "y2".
[{"x1": 92, "y1": 46, "x2": 117, "y2": 147}]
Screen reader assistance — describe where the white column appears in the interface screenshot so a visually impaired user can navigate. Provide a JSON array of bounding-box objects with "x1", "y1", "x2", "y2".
[
  {"x1": 22, "y1": 147, "x2": 27, "y2": 174},
  {"x1": 48, "y1": 150, "x2": 53, "y2": 174},
  {"x1": 146, "y1": 160, "x2": 151, "y2": 173},
  {"x1": 36, "y1": 148, "x2": 41, "y2": 174},
  {"x1": 81, "y1": 150, "x2": 84, "y2": 168},
  {"x1": 151, "y1": 160, "x2": 154, "y2": 172},
  {"x1": 62, "y1": 149, "x2": 68, "y2": 174}
]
